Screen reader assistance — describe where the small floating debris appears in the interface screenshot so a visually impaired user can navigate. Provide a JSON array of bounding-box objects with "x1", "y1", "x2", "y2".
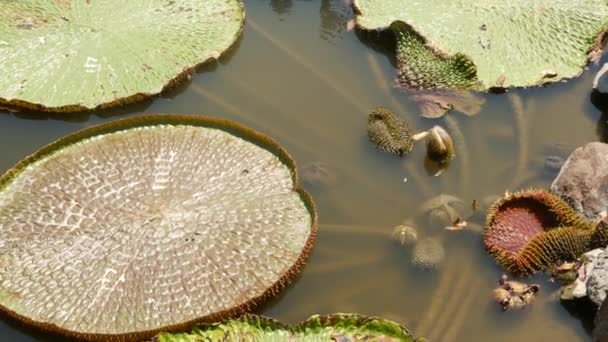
[
  {"x1": 493, "y1": 274, "x2": 540, "y2": 311},
  {"x1": 445, "y1": 217, "x2": 467, "y2": 231}
]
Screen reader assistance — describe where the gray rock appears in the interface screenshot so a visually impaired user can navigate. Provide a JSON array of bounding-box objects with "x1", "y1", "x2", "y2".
[
  {"x1": 551, "y1": 142, "x2": 608, "y2": 223},
  {"x1": 560, "y1": 248, "x2": 603, "y2": 301},
  {"x1": 589, "y1": 249, "x2": 608, "y2": 306}
]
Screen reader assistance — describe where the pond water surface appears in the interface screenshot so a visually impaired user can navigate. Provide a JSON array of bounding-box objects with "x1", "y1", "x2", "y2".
[{"x1": 1, "y1": 1, "x2": 607, "y2": 341}]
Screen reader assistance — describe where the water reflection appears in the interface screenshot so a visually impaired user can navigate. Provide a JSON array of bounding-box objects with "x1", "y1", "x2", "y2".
[
  {"x1": 320, "y1": 0, "x2": 353, "y2": 43},
  {"x1": 270, "y1": 0, "x2": 293, "y2": 15}
]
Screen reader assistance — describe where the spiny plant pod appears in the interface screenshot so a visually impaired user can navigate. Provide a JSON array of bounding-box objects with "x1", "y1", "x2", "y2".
[
  {"x1": 367, "y1": 107, "x2": 414, "y2": 156},
  {"x1": 353, "y1": 0, "x2": 608, "y2": 90},
  {"x1": 411, "y1": 237, "x2": 445, "y2": 271},
  {"x1": 152, "y1": 314, "x2": 421, "y2": 341},
  {"x1": 484, "y1": 189, "x2": 594, "y2": 274},
  {"x1": 0, "y1": 115, "x2": 317, "y2": 341},
  {"x1": 592, "y1": 219, "x2": 608, "y2": 248},
  {"x1": 0, "y1": 1, "x2": 244, "y2": 112}
]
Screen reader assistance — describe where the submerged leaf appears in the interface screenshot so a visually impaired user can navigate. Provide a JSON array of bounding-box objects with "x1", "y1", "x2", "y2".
[
  {"x1": 353, "y1": 0, "x2": 608, "y2": 90},
  {"x1": 153, "y1": 314, "x2": 419, "y2": 341},
  {"x1": 0, "y1": 1, "x2": 244, "y2": 112},
  {"x1": 409, "y1": 89, "x2": 485, "y2": 119},
  {"x1": 0, "y1": 115, "x2": 317, "y2": 340}
]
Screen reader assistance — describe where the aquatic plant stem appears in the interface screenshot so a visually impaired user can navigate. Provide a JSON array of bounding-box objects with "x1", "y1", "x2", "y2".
[
  {"x1": 366, "y1": 52, "x2": 409, "y2": 115},
  {"x1": 323, "y1": 223, "x2": 391, "y2": 236},
  {"x1": 248, "y1": 19, "x2": 368, "y2": 114},
  {"x1": 405, "y1": 161, "x2": 433, "y2": 198},
  {"x1": 444, "y1": 115, "x2": 470, "y2": 198},
  {"x1": 190, "y1": 83, "x2": 316, "y2": 156},
  {"x1": 440, "y1": 277, "x2": 482, "y2": 342},
  {"x1": 414, "y1": 256, "x2": 458, "y2": 335},
  {"x1": 227, "y1": 76, "x2": 331, "y2": 150},
  {"x1": 307, "y1": 253, "x2": 386, "y2": 274},
  {"x1": 425, "y1": 261, "x2": 471, "y2": 341},
  {"x1": 509, "y1": 93, "x2": 528, "y2": 189}
]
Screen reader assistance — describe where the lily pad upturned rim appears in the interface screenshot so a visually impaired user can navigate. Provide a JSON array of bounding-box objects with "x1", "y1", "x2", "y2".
[
  {"x1": 0, "y1": 114, "x2": 318, "y2": 342},
  {"x1": 153, "y1": 313, "x2": 419, "y2": 341},
  {"x1": 351, "y1": 0, "x2": 608, "y2": 91},
  {"x1": 0, "y1": 1, "x2": 245, "y2": 113}
]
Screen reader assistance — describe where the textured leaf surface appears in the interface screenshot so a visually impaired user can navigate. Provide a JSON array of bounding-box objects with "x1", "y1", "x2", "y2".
[
  {"x1": 154, "y1": 314, "x2": 417, "y2": 341},
  {"x1": 0, "y1": 1, "x2": 244, "y2": 111},
  {"x1": 0, "y1": 115, "x2": 315, "y2": 339},
  {"x1": 354, "y1": 0, "x2": 608, "y2": 89}
]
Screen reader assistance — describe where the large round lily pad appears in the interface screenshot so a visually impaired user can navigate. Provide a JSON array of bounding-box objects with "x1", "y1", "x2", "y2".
[
  {"x1": 353, "y1": 0, "x2": 608, "y2": 89},
  {"x1": 0, "y1": 115, "x2": 317, "y2": 340},
  {"x1": 153, "y1": 314, "x2": 420, "y2": 341},
  {"x1": 0, "y1": 1, "x2": 244, "y2": 112}
]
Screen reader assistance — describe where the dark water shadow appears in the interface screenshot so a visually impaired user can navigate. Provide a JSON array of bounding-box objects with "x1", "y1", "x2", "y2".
[
  {"x1": 561, "y1": 298, "x2": 596, "y2": 337},
  {"x1": 354, "y1": 27, "x2": 397, "y2": 67},
  {"x1": 0, "y1": 99, "x2": 154, "y2": 123},
  {"x1": 590, "y1": 90, "x2": 608, "y2": 143},
  {"x1": 270, "y1": 0, "x2": 294, "y2": 15},
  {"x1": 0, "y1": 313, "x2": 69, "y2": 342}
]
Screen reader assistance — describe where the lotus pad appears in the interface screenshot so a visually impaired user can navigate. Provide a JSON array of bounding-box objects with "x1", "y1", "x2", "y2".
[
  {"x1": 154, "y1": 314, "x2": 419, "y2": 341},
  {"x1": 0, "y1": 1, "x2": 244, "y2": 111},
  {"x1": 0, "y1": 115, "x2": 316, "y2": 340},
  {"x1": 354, "y1": 0, "x2": 608, "y2": 89}
]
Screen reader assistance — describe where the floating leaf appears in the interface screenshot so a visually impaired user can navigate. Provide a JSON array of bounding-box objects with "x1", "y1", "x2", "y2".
[
  {"x1": 0, "y1": 1, "x2": 244, "y2": 112},
  {"x1": 152, "y1": 314, "x2": 421, "y2": 341},
  {"x1": 0, "y1": 115, "x2": 317, "y2": 340},
  {"x1": 353, "y1": 0, "x2": 608, "y2": 90}
]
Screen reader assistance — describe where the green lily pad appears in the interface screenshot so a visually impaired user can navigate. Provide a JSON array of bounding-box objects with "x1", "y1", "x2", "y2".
[
  {"x1": 0, "y1": 1, "x2": 244, "y2": 112},
  {"x1": 354, "y1": 0, "x2": 608, "y2": 89},
  {"x1": 153, "y1": 314, "x2": 421, "y2": 341},
  {"x1": 0, "y1": 115, "x2": 317, "y2": 340}
]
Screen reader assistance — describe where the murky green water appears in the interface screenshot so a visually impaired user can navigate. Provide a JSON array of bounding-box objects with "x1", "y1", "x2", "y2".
[{"x1": 1, "y1": 1, "x2": 606, "y2": 340}]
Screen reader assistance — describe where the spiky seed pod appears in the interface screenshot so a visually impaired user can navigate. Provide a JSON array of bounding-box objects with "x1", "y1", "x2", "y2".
[
  {"x1": 484, "y1": 189, "x2": 595, "y2": 275},
  {"x1": 411, "y1": 237, "x2": 445, "y2": 270},
  {"x1": 591, "y1": 219, "x2": 608, "y2": 250},
  {"x1": 426, "y1": 126, "x2": 454, "y2": 164},
  {"x1": 367, "y1": 107, "x2": 414, "y2": 156}
]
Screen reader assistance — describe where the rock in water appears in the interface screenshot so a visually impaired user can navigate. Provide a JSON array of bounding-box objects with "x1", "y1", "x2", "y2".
[
  {"x1": 551, "y1": 142, "x2": 608, "y2": 223},
  {"x1": 588, "y1": 248, "x2": 608, "y2": 306}
]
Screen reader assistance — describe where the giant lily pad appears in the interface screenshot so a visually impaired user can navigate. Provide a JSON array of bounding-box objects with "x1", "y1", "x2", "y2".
[
  {"x1": 0, "y1": 115, "x2": 317, "y2": 340},
  {"x1": 0, "y1": 1, "x2": 244, "y2": 112},
  {"x1": 353, "y1": 0, "x2": 608, "y2": 90},
  {"x1": 153, "y1": 314, "x2": 420, "y2": 341}
]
